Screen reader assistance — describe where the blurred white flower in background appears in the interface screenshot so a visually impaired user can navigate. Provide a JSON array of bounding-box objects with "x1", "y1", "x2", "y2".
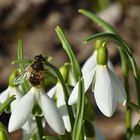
[{"x1": 48, "y1": 82, "x2": 71, "y2": 132}]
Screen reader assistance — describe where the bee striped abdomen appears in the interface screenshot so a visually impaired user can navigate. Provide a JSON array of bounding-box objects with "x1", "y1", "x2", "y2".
[{"x1": 29, "y1": 70, "x2": 44, "y2": 86}]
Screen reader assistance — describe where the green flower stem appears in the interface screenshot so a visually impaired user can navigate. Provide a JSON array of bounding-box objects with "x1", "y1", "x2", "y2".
[
  {"x1": 72, "y1": 79, "x2": 84, "y2": 140},
  {"x1": 120, "y1": 51, "x2": 132, "y2": 139},
  {"x1": 45, "y1": 62, "x2": 74, "y2": 129},
  {"x1": 35, "y1": 116, "x2": 45, "y2": 140},
  {"x1": 0, "y1": 95, "x2": 15, "y2": 115}
]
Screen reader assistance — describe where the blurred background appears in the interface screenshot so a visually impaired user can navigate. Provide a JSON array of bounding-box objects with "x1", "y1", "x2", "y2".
[{"x1": 0, "y1": 0, "x2": 140, "y2": 139}]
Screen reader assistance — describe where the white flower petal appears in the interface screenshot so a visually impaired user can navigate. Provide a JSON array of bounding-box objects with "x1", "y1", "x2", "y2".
[
  {"x1": 82, "y1": 51, "x2": 97, "y2": 76},
  {"x1": 68, "y1": 81, "x2": 79, "y2": 105},
  {"x1": 0, "y1": 87, "x2": 10, "y2": 103},
  {"x1": 47, "y1": 86, "x2": 57, "y2": 98},
  {"x1": 8, "y1": 89, "x2": 35, "y2": 132},
  {"x1": 68, "y1": 70, "x2": 95, "y2": 105},
  {"x1": 108, "y1": 59, "x2": 114, "y2": 72},
  {"x1": 56, "y1": 83, "x2": 71, "y2": 132},
  {"x1": 94, "y1": 65, "x2": 116, "y2": 117},
  {"x1": 10, "y1": 87, "x2": 23, "y2": 112},
  {"x1": 108, "y1": 68, "x2": 127, "y2": 105},
  {"x1": 22, "y1": 116, "x2": 37, "y2": 135},
  {"x1": 39, "y1": 92, "x2": 65, "y2": 135}
]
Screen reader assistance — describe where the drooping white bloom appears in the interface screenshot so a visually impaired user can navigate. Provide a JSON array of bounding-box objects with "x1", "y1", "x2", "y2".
[
  {"x1": 48, "y1": 82, "x2": 71, "y2": 132},
  {"x1": 8, "y1": 87, "x2": 65, "y2": 135},
  {"x1": 0, "y1": 86, "x2": 37, "y2": 140},
  {"x1": 68, "y1": 63, "x2": 126, "y2": 117}
]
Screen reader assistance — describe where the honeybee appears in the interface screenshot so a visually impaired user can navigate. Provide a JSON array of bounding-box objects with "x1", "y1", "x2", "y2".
[{"x1": 15, "y1": 55, "x2": 45, "y2": 86}]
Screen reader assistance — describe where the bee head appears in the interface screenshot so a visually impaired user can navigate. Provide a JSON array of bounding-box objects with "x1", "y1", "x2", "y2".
[{"x1": 34, "y1": 55, "x2": 45, "y2": 62}]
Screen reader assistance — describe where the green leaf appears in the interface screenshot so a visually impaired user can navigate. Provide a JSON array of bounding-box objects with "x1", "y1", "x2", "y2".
[
  {"x1": 0, "y1": 95, "x2": 15, "y2": 115},
  {"x1": 78, "y1": 9, "x2": 116, "y2": 34},
  {"x1": 72, "y1": 78, "x2": 84, "y2": 140},
  {"x1": 55, "y1": 26, "x2": 81, "y2": 81},
  {"x1": 17, "y1": 39, "x2": 25, "y2": 72}
]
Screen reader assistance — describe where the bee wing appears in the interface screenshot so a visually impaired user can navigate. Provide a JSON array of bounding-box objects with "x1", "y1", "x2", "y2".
[{"x1": 14, "y1": 67, "x2": 31, "y2": 85}]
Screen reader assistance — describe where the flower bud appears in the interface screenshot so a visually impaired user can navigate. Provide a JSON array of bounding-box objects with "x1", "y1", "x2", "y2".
[
  {"x1": 97, "y1": 42, "x2": 108, "y2": 65},
  {"x1": 95, "y1": 40, "x2": 106, "y2": 50},
  {"x1": 59, "y1": 63, "x2": 70, "y2": 82},
  {"x1": 9, "y1": 69, "x2": 20, "y2": 87}
]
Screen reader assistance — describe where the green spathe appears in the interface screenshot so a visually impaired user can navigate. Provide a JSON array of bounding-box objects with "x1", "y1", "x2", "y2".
[
  {"x1": 97, "y1": 43, "x2": 108, "y2": 65},
  {"x1": 95, "y1": 40, "x2": 106, "y2": 50},
  {"x1": 9, "y1": 69, "x2": 20, "y2": 87},
  {"x1": 59, "y1": 64, "x2": 69, "y2": 82}
]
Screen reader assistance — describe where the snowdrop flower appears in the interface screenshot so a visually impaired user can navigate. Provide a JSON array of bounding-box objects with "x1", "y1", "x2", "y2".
[
  {"x1": 8, "y1": 87, "x2": 65, "y2": 135},
  {"x1": 48, "y1": 82, "x2": 71, "y2": 132},
  {"x1": 69, "y1": 42, "x2": 126, "y2": 117},
  {"x1": 0, "y1": 69, "x2": 38, "y2": 140}
]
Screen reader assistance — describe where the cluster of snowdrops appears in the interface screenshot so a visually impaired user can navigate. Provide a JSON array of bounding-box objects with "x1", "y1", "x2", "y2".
[{"x1": 0, "y1": 9, "x2": 140, "y2": 140}]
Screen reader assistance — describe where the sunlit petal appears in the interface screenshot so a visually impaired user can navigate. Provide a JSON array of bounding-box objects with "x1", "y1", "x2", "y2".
[
  {"x1": 39, "y1": 92, "x2": 65, "y2": 135},
  {"x1": 56, "y1": 83, "x2": 71, "y2": 132},
  {"x1": 22, "y1": 116, "x2": 37, "y2": 135},
  {"x1": 47, "y1": 86, "x2": 57, "y2": 98},
  {"x1": 82, "y1": 51, "x2": 97, "y2": 76},
  {"x1": 0, "y1": 87, "x2": 10, "y2": 103},
  {"x1": 8, "y1": 89, "x2": 35, "y2": 132},
  {"x1": 68, "y1": 70, "x2": 95, "y2": 105},
  {"x1": 108, "y1": 68, "x2": 127, "y2": 105},
  {"x1": 108, "y1": 59, "x2": 114, "y2": 72},
  {"x1": 68, "y1": 81, "x2": 79, "y2": 105},
  {"x1": 10, "y1": 87, "x2": 22, "y2": 112},
  {"x1": 94, "y1": 65, "x2": 116, "y2": 117}
]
